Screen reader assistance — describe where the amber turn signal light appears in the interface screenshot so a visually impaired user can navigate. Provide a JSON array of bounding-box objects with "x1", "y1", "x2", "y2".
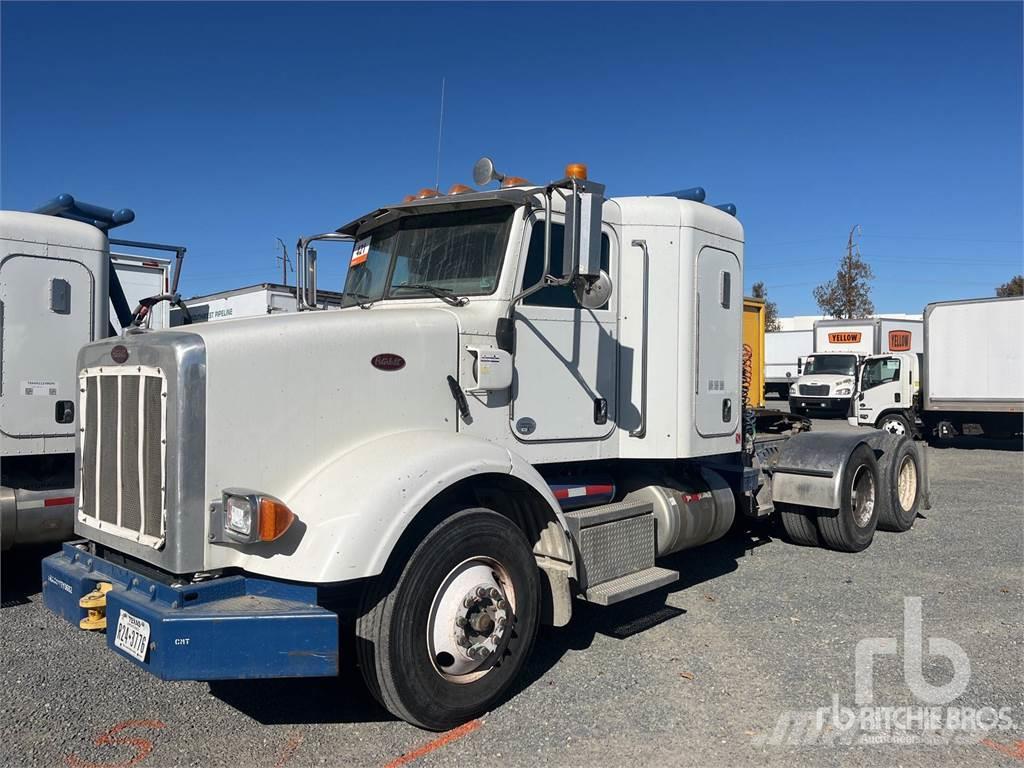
[
  {"x1": 500, "y1": 176, "x2": 531, "y2": 188},
  {"x1": 258, "y1": 497, "x2": 296, "y2": 542}
]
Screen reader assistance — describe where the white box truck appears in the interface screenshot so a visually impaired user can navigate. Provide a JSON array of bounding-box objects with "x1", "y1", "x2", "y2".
[
  {"x1": 852, "y1": 296, "x2": 1023, "y2": 439},
  {"x1": 1, "y1": 196, "x2": 187, "y2": 549},
  {"x1": 765, "y1": 329, "x2": 812, "y2": 399},
  {"x1": 170, "y1": 283, "x2": 344, "y2": 326},
  {"x1": 789, "y1": 317, "x2": 923, "y2": 416},
  {"x1": 42, "y1": 161, "x2": 928, "y2": 731}
]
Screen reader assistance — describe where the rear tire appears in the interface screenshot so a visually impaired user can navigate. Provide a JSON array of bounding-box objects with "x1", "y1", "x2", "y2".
[
  {"x1": 779, "y1": 503, "x2": 821, "y2": 546},
  {"x1": 789, "y1": 404, "x2": 805, "y2": 417},
  {"x1": 877, "y1": 413, "x2": 913, "y2": 438},
  {"x1": 876, "y1": 437, "x2": 923, "y2": 532},
  {"x1": 817, "y1": 444, "x2": 880, "y2": 552},
  {"x1": 355, "y1": 508, "x2": 540, "y2": 731}
]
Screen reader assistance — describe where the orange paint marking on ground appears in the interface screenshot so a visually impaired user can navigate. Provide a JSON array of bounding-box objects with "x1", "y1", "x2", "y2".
[
  {"x1": 273, "y1": 731, "x2": 305, "y2": 768},
  {"x1": 65, "y1": 720, "x2": 166, "y2": 768},
  {"x1": 982, "y1": 738, "x2": 1024, "y2": 761},
  {"x1": 383, "y1": 719, "x2": 482, "y2": 768}
]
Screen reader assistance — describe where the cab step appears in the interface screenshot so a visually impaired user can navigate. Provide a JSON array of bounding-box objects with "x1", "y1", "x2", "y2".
[{"x1": 583, "y1": 566, "x2": 679, "y2": 606}]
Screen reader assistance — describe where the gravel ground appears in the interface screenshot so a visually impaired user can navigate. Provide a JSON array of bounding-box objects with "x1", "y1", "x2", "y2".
[{"x1": 2, "y1": 406, "x2": 1021, "y2": 768}]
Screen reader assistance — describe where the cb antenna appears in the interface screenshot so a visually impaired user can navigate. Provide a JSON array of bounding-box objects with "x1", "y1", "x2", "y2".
[
  {"x1": 276, "y1": 237, "x2": 293, "y2": 286},
  {"x1": 434, "y1": 76, "x2": 446, "y2": 191}
]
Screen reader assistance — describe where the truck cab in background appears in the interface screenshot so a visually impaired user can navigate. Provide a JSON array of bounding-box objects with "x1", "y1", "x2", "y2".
[
  {"x1": 852, "y1": 297, "x2": 1023, "y2": 440},
  {"x1": 790, "y1": 317, "x2": 923, "y2": 417}
]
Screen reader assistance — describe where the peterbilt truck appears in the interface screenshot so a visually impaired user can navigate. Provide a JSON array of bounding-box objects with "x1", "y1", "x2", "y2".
[
  {"x1": 42, "y1": 161, "x2": 927, "y2": 731},
  {"x1": 1, "y1": 196, "x2": 187, "y2": 549},
  {"x1": 789, "y1": 317, "x2": 923, "y2": 416},
  {"x1": 851, "y1": 296, "x2": 1023, "y2": 439}
]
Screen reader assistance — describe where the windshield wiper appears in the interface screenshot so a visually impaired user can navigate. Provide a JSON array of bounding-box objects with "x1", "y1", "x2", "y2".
[
  {"x1": 392, "y1": 283, "x2": 469, "y2": 307},
  {"x1": 341, "y1": 291, "x2": 375, "y2": 309}
]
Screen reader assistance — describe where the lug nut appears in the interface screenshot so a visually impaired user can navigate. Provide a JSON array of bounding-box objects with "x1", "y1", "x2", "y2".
[
  {"x1": 489, "y1": 587, "x2": 501, "y2": 599},
  {"x1": 476, "y1": 586, "x2": 488, "y2": 599},
  {"x1": 463, "y1": 595, "x2": 475, "y2": 608},
  {"x1": 456, "y1": 616, "x2": 468, "y2": 628},
  {"x1": 496, "y1": 599, "x2": 508, "y2": 610}
]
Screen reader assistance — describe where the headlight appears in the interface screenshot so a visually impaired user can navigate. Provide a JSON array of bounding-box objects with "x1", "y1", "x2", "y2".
[
  {"x1": 789, "y1": 385, "x2": 797, "y2": 394},
  {"x1": 217, "y1": 489, "x2": 296, "y2": 544},
  {"x1": 836, "y1": 388, "x2": 852, "y2": 396}
]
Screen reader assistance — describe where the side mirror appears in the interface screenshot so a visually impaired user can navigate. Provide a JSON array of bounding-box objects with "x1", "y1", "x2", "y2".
[
  {"x1": 563, "y1": 181, "x2": 605, "y2": 279},
  {"x1": 797, "y1": 357, "x2": 803, "y2": 374},
  {"x1": 574, "y1": 270, "x2": 613, "y2": 310}
]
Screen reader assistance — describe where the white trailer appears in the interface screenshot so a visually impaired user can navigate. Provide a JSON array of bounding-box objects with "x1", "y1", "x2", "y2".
[
  {"x1": 852, "y1": 296, "x2": 1023, "y2": 439},
  {"x1": 111, "y1": 253, "x2": 171, "y2": 331},
  {"x1": 1, "y1": 196, "x2": 187, "y2": 549},
  {"x1": 170, "y1": 283, "x2": 344, "y2": 326},
  {"x1": 790, "y1": 317, "x2": 923, "y2": 416},
  {"x1": 765, "y1": 329, "x2": 812, "y2": 398},
  {"x1": 44, "y1": 160, "x2": 928, "y2": 731}
]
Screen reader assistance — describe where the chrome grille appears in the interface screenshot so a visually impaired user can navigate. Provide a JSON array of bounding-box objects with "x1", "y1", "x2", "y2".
[
  {"x1": 799, "y1": 384, "x2": 829, "y2": 396},
  {"x1": 79, "y1": 366, "x2": 167, "y2": 547}
]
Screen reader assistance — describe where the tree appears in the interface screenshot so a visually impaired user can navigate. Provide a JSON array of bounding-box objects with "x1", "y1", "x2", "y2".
[
  {"x1": 996, "y1": 275, "x2": 1023, "y2": 297},
  {"x1": 751, "y1": 281, "x2": 781, "y2": 332},
  {"x1": 813, "y1": 225, "x2": 874, "y2": 318}
]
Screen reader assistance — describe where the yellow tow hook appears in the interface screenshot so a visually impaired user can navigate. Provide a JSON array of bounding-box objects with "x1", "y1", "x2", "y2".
[{"x1": 79, "y1": 582, "x2": 113, "y2": 631}]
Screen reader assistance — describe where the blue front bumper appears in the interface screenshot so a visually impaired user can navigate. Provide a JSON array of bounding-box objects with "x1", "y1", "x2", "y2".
[{"x1": 42, "y1": 542, "x2": 338, "y2": 680}]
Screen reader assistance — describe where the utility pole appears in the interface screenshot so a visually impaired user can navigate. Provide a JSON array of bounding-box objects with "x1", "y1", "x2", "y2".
[
  {"x1": 844, "y1": 225, "x2": 862, "y2": 318},
  {"x1": 276, "y1": 237, "x2": 293, "y2": 286}
]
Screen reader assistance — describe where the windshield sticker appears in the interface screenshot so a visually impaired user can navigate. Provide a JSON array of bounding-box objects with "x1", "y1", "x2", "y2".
[{"x1": 351, "y1": 238, "x2": 371, "y2": 267}]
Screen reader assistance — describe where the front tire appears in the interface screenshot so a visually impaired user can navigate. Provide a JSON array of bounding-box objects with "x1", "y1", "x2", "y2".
[
  {"x1": 877, "y1": 412, "x2": 913, "y2": 437},
  {"x1": 817, "y1": 444, "x2": 880, "y2": 552},
  {"x1": 356, "y1": 508, "x2": 540, "y2": 731}
]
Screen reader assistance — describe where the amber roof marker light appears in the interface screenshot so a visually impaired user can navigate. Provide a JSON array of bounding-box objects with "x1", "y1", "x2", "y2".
[
  {"x1": 447, "y1": 183, "x2": 474, "y2": 195},
  {"x1": 565, "y1": 163, "x2": 588, "y2": 180}
]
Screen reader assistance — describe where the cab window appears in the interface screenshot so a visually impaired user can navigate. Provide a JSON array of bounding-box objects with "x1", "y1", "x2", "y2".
[
  {"x1": 521, "y1": 222, "x2": 610, "y2": 309},
  {"x1": 861, "y1": 357, "x2": 901, "y2": 390}
]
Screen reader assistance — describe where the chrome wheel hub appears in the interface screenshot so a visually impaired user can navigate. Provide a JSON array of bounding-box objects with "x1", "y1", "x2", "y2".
[
  {"x1": 851, "y1": 464, "x2": 877, "y2": 528},
  {"x1": 428, "y1": 557, "x2": 514, "y2": 682},
  {"x1": 897, "y1": 455, "x2": 918, "y2": 511}
]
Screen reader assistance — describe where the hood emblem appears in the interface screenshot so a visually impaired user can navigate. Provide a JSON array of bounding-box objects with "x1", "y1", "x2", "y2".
[
  {"x1": 111, "y1": 345, "x2": 129, "y2": 364},
  {"x1": 371, "y1": 353, "x2": 405, "y2": 371}
]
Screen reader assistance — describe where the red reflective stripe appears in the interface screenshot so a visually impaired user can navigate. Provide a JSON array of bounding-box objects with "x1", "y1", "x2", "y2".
[
  {"x1": 552, "y1": 488, "x2": 569, "y2": 499},
  {"x1": 44, "y1": 496, "x2": 75, "y2": 507},
  {"x1": 585, "y1": 484, "x2": 614, "y2": 496}
]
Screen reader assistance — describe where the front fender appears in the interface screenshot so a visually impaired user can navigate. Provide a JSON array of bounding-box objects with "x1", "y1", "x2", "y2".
[{"x1": 258, "y1": 431, "x2": 571, "y2": 584}]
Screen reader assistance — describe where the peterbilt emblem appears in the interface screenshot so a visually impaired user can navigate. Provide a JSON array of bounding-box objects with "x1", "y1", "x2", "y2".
[
  {"x1": 111, "y1": 345, "x2": 129, "y2": 364},
  {"x1": 371, "y1": 353, "x2": 405, "y2": 371},
  {"x1": 515, "y1": 417, "x2": 537, "y2": 435}
]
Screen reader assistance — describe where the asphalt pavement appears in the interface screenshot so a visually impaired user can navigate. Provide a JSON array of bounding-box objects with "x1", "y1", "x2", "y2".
[{"x1": 2, "y1": 403, "x2": 1021, "y2": 767}]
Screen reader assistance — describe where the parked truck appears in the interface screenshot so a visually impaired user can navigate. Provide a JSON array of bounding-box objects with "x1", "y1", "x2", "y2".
[
  {"x1": 765, "y1": 329, "x2": 812, "y2": 399},
  {"x1": 170, "y1": 282, "x2": 344, "y2": 326},
  {"x1": 42, "y1": 161, "x2": 927, "y2": 731},
  {"x1": 112, "y1": 253, "x2": 172, "y2": 332},
  {"x1": 1, "y1": 195, "x2": 186, "y2": 549},
  {"x1": 851, "y1": 296, "x2": 1023, "y2": 439},
  {"x1": 789, "y1": 317, "x2": 923, "y2": 416}
]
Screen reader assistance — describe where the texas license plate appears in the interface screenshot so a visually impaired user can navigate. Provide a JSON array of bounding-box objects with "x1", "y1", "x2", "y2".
[{"x1": 114, "y1": 610, "x2": 151, "y2": 662}]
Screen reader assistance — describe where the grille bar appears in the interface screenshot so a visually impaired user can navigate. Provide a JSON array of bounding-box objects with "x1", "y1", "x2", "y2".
[{"x1": 78, "y1": 366, "x2": 167, "y2": 548}]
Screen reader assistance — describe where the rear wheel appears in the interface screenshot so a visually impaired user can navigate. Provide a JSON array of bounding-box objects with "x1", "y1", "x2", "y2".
[
  {"x1": 779, "y1": 503, "x2": 821, "y2": 546},
  {"x1": 789, "y1": 404, "x2": 805, "y2": 417},
  {"x1": 817, "y1": 444, "x2": 880, "y2": 552},
  {"x1": 877, "y1": 412, "x2": 912, "y2": 437},
  {"x1": 877, "y1": 437, "x2": 923, "y2": 532},
  {"x1": 356, "y1": 508, "x2": 540, "y2": 731}
]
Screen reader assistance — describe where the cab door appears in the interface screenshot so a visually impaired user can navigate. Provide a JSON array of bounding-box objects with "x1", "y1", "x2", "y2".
[
  {"x1": 856, "y1": 356, "x2": 904, "y2": 425},
  {"x1": 510, "y1": 216, "x2": 618, "y2": 442},
  {"x1": 695, "y1": 246, "x2": 741, "y2": 437},
  {"x1": 0, "y1": 252, "x2": 96, "y2": 438}
]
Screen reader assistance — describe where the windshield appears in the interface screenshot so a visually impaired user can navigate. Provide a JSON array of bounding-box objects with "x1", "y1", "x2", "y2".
[
  {"x1": 803, "y1": 354, "x2": 857, "y2": 376},
  {"x1": 860, "y1": 357, "x2": 900, "y2": 390},
  {"x1": 342, "y1": 206, "x2": 515, "y2": 306}
]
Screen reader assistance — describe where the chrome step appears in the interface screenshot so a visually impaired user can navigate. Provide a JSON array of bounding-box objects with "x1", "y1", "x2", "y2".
[{"x1": 583, "y1": 567, "x2": 679, "y2": 606}]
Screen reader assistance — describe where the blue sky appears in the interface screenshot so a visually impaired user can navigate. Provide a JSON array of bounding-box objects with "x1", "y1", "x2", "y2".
[{"x1": 2, "y1": 1, "x2": 1021, "y2": 315}]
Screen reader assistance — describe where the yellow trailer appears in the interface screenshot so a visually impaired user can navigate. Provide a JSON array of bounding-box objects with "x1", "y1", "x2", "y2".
[{"x1": 743, "y1": 297, "x2": 765, "y2": 409}]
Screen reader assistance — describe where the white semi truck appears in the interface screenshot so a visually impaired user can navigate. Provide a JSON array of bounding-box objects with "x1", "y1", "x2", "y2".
[
  {"x1": 112, "y1": 253, "x2": 172, "y2": 332},
  {"x1": 852, "y1": 296, "x2": 1023, "y2": 439},
  {"x1": 1, "y1": 196, "x2": 187, "y2": 549},
  {"x1": 765, "y1": 329, "x2": 812, "y2": 399},
  {"x1": 789, "y1": 317, "x2": 923, "y2": 416},
  {"x1": 42, "y1": 161, "x2": 927, "y2": 731}
]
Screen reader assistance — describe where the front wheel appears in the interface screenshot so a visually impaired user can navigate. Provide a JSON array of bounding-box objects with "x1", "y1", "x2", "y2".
[
  {"x1": 877, "y1": 412, "x2": 913, "y2": 437},
  {"x1": 356, "y1": 508, "x2": 540, "y2": 730}
]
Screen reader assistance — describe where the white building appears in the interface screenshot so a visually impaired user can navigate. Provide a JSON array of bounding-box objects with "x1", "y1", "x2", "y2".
[{"x1": 777, "y1": 313, "x2": 921, "y2": 331}]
